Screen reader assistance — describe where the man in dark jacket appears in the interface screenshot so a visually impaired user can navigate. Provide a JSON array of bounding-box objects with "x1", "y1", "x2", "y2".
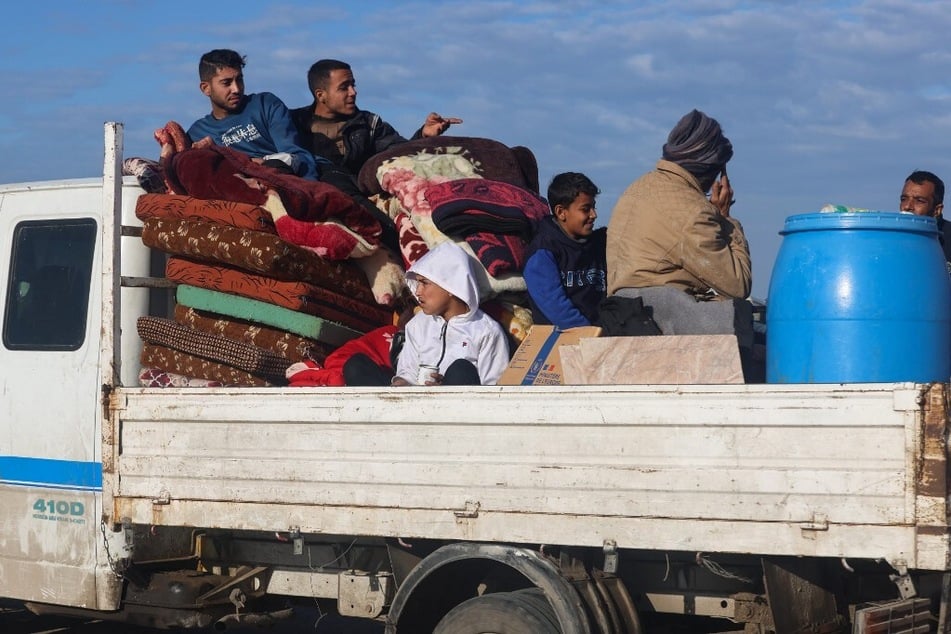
[{"x1": 291, "y1": 59, "x2": 461, "y2": 251}]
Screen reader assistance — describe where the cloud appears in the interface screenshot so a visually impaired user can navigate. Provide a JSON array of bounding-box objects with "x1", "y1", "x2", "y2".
[{"x1": 4, "y1": 0, "x2": 951, "y2": 296}]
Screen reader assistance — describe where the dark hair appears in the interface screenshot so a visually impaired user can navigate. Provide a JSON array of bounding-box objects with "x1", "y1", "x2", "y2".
[
  {"x1": 906, "y1": 170, "x2": 944, "y2": 206},
  {"x1": 307, "y1": 59, "x2": 352, "y2": 94},
  {"x1": 199, "y1": 49, "x2": 246, "y2": 82},
  {"x1": 546, "y1": 172, "x2": 600, "y2": 212}
]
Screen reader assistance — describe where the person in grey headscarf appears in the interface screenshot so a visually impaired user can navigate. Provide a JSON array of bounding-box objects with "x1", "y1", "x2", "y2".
[
  {"x1": 605, "y1": 109, "x2": 754, "y2": 371},
  {"x1": 662, "y1": 108, "x2": 734, "y2": 192}
]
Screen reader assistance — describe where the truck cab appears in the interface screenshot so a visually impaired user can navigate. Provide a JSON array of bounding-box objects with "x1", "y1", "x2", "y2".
[{"x1": 0, "y1": 173, "x2": 149, "y2": 610}]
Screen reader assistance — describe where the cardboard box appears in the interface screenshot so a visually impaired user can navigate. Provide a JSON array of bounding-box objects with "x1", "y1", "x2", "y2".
[
  {"x1": 498, "y1": 325, "x2": 602, "y2": 385},
  {"x1": 561, "y1": 334, "x2": 744, "y2": 385}
]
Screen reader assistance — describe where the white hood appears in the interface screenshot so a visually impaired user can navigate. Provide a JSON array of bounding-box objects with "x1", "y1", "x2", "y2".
[{"x1": 405, "y1": 241, "x2": 482, "y2": 319}]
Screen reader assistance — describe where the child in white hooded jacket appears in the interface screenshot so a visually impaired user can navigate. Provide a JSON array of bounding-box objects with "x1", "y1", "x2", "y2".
[{"x1": 346, "y1": 241, "x2": 509, "y2": 386}]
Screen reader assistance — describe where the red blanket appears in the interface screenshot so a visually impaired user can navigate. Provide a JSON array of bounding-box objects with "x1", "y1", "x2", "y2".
[
  {"x1": 167, "y1": 144, "x2": 382, "y2": 259},
  {"x1": 286, "y1": 325, "x2": 398, "y2": 387}
]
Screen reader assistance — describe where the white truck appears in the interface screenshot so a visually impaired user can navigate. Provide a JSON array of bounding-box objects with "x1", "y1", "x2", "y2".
[{"x1": 0, "y1": 123, "x2": 948, "y2": 633}]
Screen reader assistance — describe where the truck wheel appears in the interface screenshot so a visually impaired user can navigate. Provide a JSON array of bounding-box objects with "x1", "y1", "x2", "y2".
[{"x1": 433, "y1": 588, "x2": 561, "y2": 634}]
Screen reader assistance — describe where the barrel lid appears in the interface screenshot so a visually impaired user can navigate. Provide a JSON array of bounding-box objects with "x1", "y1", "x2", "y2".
[{"x1": 780, "y1": 211, "x2": 938, "y2": 235}]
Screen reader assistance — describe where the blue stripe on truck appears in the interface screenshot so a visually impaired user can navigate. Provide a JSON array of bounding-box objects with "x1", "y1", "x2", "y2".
[{"x1": 0, "y1": 456, "x2": 102, "y2": 491}]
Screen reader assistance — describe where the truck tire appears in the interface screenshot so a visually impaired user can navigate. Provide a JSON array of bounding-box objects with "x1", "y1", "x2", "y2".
[{"x1": 433, "y1": 588, "x2": 561, "y2": 634}]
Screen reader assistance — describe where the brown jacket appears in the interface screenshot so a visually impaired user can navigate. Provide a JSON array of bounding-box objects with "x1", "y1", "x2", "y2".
[{"x1": 606, "y1": 160, "x2": 751, "y2": 299}]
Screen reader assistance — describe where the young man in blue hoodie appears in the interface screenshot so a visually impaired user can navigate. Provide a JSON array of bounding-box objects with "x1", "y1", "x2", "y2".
[{"x1": 188, "y1": 49, "x2": 320, "y2": 180}]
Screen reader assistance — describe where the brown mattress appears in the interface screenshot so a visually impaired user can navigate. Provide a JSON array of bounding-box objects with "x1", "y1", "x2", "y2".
[
  {"x1": 137, "y1": 316, "x2": 291, "y2": 384},
  {"x1": 135, "y1": 193, "x2": 277, "y2": 233},
  {"x1": 165, "y1": 256, "x2": 392, "y2": 333},
  {"x1": 138, "y1": 367, "x2": 231, "y2": 388},
  {"x1": 173, "y1": 304, "x2": 331, "y2": 363},
  {"x1": 140, "y1": 216, "x2": 377, "y2": 305},
  {"x1": 140, "y1": 343, "x2": 274, "y2": 388}
]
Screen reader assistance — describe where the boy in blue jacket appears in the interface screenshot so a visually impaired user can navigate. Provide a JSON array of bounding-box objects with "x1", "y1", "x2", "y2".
[{"x1": 524, "y1": 172, "x2": 607, "y2": 328}]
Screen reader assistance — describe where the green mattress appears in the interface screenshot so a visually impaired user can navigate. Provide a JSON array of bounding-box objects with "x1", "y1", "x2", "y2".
[{"x1": 176, "y1": 284, "x2": 361, "y2": 348}]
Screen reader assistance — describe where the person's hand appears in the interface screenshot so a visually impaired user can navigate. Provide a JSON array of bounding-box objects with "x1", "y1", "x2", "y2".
[
  {"x1": 710, "y1": 168, "x2": 735, "y2": 218},
  {"x1": 390, "y1": 376, "x2": 410, "y2": 387},
  {"x1": 422, "y1": 112, "x2": 462, "y2": 137},
  {"x1": 425, "y1": 373, "x2": 444, "y2": 386}
]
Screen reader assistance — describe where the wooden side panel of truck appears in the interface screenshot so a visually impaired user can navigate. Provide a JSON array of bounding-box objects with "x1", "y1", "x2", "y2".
[{"x1": 107, "y1": 384, "x2": 949, "y2": 573}]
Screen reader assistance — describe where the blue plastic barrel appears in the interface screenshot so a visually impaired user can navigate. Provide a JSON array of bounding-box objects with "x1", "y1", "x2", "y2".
[{"x1": 767, "y1": 212, "x2": 951, "y2": 383}]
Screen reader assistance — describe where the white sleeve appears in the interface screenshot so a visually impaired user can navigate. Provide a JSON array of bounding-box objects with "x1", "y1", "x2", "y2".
[
  {"x1": 394, "y1": 320, "x2": 422, "y2": 384},
  {"x1": 477, "y1": 322, "x2": 511, "y2": 386}
]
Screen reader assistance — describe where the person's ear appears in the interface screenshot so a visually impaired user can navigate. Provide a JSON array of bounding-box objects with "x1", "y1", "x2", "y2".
[
  {"x1": 200, "y1": 81, "x2": 211, "y2": 97},
  {"x1": 554, "y1": 204, "x2": 568, "y2": 220},
  {"x1": 935, "y1": 202, "x2": 944, "y2": 218},
  {"x1": 314, "y1": 87, "x2": 326, "y2": 103}
]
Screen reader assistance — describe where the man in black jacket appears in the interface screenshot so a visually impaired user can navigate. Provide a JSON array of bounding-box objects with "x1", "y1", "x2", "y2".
[{"x1": 291, "y1": 59, "x2": 461, "y2": 251}]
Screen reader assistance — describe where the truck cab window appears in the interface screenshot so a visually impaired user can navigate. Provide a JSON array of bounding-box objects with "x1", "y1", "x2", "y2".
[{"x1": 3, "y1": 219, "x2": 97, "y2": 350}]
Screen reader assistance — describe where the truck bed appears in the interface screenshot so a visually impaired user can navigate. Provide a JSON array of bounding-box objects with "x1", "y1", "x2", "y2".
[{"x1": 105, "y1": 382, "x2": 950, "y2": 572}]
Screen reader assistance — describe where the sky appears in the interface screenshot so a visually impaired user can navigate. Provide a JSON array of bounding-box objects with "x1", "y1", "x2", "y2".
[{"x1": 2, "y1": 0, "x2": 950, "y2": 299}]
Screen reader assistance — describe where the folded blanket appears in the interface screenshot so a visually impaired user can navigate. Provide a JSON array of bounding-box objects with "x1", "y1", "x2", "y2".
[
  {"x1": 140, "y1": 216, "x2": 380, "y2": 305},
  {"x1": 427, "y1": 179, "x2": 550, "y2": 237},
  {"x1": 358, "y1": 136, "x2": 540, "y2": 196},
  {"x1": 168, "y1": 144, "x2": 381, "y2": 259},
  {"x1": 426, "y1": 179, "x2": 550, "y2": 276},
  {"x1": 141, "y1": 343, "x2": 274, "y2": 387},
  {"x1": 367, "y1": 147, "x2": 530, "y2": 298},
  {"x1": 372, "y1": 150, "x2": 477, "y2": 259},
  {"x1": 135, "y1": 193, "x2": 276, "y2": 233},
  {"x1": 137, "y1": 317, "x2": 292, "y2": 384},
  {"x1": 166, "y1": 256, "x2": 393, "y2": 332},
  {"x1": 174, "y1": 304, "x2": 330, "y2": 363},
  {"x1": 376, "y1": 152, "x2": 481, "y2": 216}
]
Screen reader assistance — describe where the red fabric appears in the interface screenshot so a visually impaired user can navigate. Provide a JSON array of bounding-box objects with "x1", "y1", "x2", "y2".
[
  {"x1": 394, "y1": 211, "x2": 429, "y2": 268},
  {"x1": 287, "y1": 325, "x2": 398, "y2": 387},
  {"x1": 273, "y1": 215, "x2": 372, "y2": 260}
]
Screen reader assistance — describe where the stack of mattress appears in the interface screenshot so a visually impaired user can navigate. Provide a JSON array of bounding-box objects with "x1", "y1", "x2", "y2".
[{"x1": 135, "y1": 194, "x2": 396, "y2": 387}]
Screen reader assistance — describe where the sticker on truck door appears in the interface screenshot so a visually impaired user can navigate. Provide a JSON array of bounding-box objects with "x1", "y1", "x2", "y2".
[{"x1": 32, "y1": 498, "x2": 87, "y2": 524}]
